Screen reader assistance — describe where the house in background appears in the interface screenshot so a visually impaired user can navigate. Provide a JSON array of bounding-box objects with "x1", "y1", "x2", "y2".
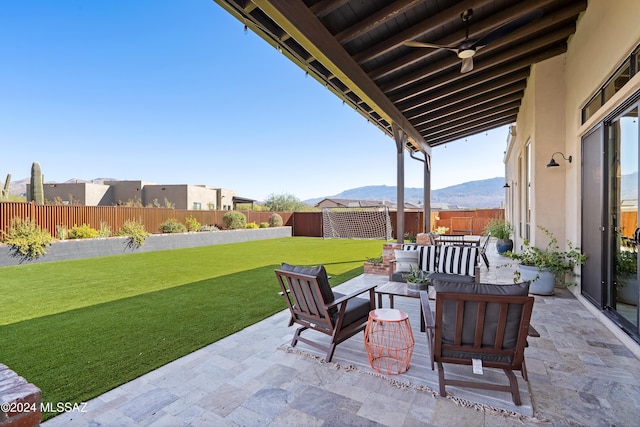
[
  {"x1": 315, "y1": 198, "x2": 421, "y2": 210},
  {"x1": 36, "y1": 179, "x2": 244, "y2": 210}
]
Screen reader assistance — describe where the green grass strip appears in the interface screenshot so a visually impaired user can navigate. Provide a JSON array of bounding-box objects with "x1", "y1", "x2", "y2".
[{"x1": 0, "y1": 237, "x2": 382, "y2": 419}]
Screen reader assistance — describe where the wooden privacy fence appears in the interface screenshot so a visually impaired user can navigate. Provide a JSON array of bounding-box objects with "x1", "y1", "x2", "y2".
[
  {"x1": 0, "y1": 202, "x2": 295, "y2": 239},
  {"x1": 0, "y1": 202, "x2": 504, "y2": 240}
]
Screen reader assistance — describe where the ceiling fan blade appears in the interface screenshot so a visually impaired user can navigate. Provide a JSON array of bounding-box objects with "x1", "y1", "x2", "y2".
[
  {"x1": 403, "y1": 41, "x2": 449, "y2": 49},
  {"x1": 460, "y1": 57, "x2": 474, "y2": 73},
  {"x1": 475, "y1": 9, "x2": 543, "y2": 47}
]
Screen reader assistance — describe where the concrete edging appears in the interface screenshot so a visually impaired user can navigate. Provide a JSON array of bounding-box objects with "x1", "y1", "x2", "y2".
[{"x1": 0, "y1": 226, "x2": 292, "y2": 267}]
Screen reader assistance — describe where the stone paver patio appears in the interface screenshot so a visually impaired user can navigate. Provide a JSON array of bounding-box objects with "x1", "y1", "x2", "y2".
[{"x1": 43, "y1": 242, "x2": 640, "y2": 426}]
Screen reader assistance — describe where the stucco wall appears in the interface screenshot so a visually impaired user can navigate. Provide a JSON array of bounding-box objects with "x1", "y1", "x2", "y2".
[
  {"x1": 564, "y1": 0, "x2": 640, "y2": 246},
  {"x1": 43, "y1": 182, "x2": 112, "y2": 205},
  {"x1": 507, "y1": 0, "x2": 640, "y2": 250}
]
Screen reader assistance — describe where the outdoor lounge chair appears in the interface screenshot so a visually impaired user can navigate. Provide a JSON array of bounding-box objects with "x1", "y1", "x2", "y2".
[
  {"x1": 275, "y1": 263, "x2": 376, "y2": 362},
  {"x1": 419, "y1": 281, "x2": 534, "y2": 405}
]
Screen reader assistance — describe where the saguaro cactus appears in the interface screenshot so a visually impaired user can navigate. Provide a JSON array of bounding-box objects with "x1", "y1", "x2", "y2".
[
  {"x1": 0, "y1": 173, "x2": 10, "y2": 200},
  {"x1": 30, "y1": 162, "x2": 44, "y2": 204}
]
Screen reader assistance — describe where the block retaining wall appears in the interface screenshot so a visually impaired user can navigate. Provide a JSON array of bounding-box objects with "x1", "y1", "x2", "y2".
[{"x1": 0, "y1": 227, "x2": 292, "y2": 267}]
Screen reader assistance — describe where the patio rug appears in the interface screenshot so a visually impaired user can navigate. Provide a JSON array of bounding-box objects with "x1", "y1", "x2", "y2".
[{"x1": 278, "y1": 295, "x2": 536, "y2": 420}]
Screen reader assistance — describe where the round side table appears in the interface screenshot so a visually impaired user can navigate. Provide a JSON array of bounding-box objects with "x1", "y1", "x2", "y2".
[{"x1": 364, "y1": 308, "x2": 414, "y2": 375}]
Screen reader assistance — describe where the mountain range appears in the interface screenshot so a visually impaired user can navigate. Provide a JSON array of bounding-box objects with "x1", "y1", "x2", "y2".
[{"x1": 304, "y1": 177, "x2": 506, "y2": 209}]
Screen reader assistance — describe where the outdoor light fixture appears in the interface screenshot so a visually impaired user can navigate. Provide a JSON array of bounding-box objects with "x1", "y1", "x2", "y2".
[
  {"x1": 546, "y1": 152, "x2": 572, "y2": 168},
  {"x1": 503, "y1": 183, "x2": 510, "y2": 188}
]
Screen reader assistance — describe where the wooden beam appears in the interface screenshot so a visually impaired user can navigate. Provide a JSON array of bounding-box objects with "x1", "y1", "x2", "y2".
[
  {"x1": 389, "y1": 41, "x2": 567, "y2": 105},
  {"x1": 381, "y1": 24, "x2": 575, "y2": 93},
  {"x1": 417, "y1": 100, "x2": 522, "y2": 133},
  {"x1": 397, "y1": 66, "x2": 530, "y2": 113},
  {"x1": 427, "y1": 116, "x2": 518, "y2": 146},
  {"x1": 369, "y1": 1, "x2": 585, "y2": 81},
  {"x1": 352, "y1": 0, "x2": 496, "y2": 64},
  {"x1": 310, "y1": 0, "x2": 350, "y2": 18},
  {"x1": 404, "y1": 72, "x2": 528, "y2": 119},
  {"x1": 336, "y1": 0, "x2": 424, "y2": 44},
  {"x1": 409, "y1": 81, "x2": 526, "y2": 123},
  {"x1": 413, "y1": 91, "x2": 524, "y2": 128},
  {"x1": 425, "y1": 107, "x2": 520, "y2": 138}
]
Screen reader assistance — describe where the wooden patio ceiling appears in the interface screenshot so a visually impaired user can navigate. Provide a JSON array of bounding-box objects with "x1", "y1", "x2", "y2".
[{"x1": 213, "y1": 0, "x2": 586, "y2": 153}]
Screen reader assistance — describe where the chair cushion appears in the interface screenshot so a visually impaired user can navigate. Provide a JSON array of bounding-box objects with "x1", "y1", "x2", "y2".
[
  {"x1": 394, "y1": 249, "x2": 419, "y2": 272},
  {"x1": 426, "y1": 272, "x2": 475, "y2": 284},
  {"x1": 437, "y1": 245, "x2": 478, "y2": 276},
  {"x1": 419, "y1": 245, "x2": 438, "y2": 272},
  {"x1": 434, "y1": 280, "x2": 530, "y2": 350},
  {"x1": 332, "y1": 292, "x2": 372, "y2": 327},
  {"x1": 280, "y1": 263, "x2": 334, "y2": 305}
]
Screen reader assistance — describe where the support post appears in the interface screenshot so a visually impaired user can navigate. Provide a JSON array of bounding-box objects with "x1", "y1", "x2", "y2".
[
  {"x1": 409, "y1": 151, "x2": 431, "y2": 233},
  {"x1": 392, "y1": 123, "x2": 406, "y2": 244},
  {"x1": 424, "y1": 153, "x2": 431, "y2": 232}
]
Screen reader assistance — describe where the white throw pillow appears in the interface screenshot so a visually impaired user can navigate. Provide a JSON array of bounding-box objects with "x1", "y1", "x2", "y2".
[{"x1": 394, "y1": 249, "x2": 419, "y2": 272}]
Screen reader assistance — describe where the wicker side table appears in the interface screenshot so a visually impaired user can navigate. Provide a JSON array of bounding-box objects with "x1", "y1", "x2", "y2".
[{"x1": 364, "y1": 308, "x2": 414, "y2": 375}]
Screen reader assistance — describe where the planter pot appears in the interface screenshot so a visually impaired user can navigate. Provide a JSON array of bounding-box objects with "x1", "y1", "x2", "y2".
[
  {"x1": 617, "y1": 277, "x2": 638, "y2": 306},
  {"x1": 495, "y1": 238, "x2": 513, "y2": 254},
  {"x1": 407, "y1": 281, "x2": 429, "y2": 292},
  {"x1": 519, "y1": 265, "x2": 556, "y2": 295}
]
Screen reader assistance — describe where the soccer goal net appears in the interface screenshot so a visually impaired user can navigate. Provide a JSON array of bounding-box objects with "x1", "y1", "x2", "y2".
[{"x1": 322, "y1": 207, "x2": 393, "y2": 240}]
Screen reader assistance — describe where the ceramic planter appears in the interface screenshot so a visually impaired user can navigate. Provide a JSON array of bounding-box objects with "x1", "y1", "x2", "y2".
[
  {"x1": 519, "y1": 264, "x2": 555, "y2": 295},
  {"x1": 496, "y1": 238, "x2": 513, "y2": 254}
]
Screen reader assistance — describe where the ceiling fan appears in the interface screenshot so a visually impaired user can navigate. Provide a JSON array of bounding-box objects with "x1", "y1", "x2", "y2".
[{"x1": 404, "y1": 8, "x2": 543, "y2": 73}]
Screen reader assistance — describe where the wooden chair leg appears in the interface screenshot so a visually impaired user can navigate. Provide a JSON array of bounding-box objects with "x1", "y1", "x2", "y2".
[
  {"x1": 437, "y1": 362, "x2": 447, "y2": 397},
  {"x1": 504, "y1": 369, "x2": 521, "y2": 406},
  {"x1": 291, "y1": 326, "x2": 307, "y2": 347},
  {"x1": 326, "y1": 343, "x2": 337, "y2": 362}
]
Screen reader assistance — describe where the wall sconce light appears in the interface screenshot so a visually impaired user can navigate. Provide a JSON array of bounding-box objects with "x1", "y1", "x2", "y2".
[
  {"x1": 503, "y1": 183, "x2": 510, "y2": 188},
  {"x1": 546, "y1": 152, "x2": 572, "y2": 168}
]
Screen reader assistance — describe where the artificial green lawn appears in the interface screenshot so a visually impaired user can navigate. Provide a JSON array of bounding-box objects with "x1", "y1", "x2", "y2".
[{"x1": 0, "y1": 237, "x2": 382, "y2": 419}]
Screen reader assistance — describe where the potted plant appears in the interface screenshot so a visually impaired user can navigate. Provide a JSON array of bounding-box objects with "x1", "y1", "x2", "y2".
[
  {"x1": 616, "y1": 243, "x2": 638, "y2": 306},
  {"x1": 484, "y1": 217, "x2": 513, "y2": 254},
  {"x1": 507, "y1": 226, "x2": 586, "y2": 295},
  {"x1": 403, "y1": 265, "x2": 428, "y2": 292}
]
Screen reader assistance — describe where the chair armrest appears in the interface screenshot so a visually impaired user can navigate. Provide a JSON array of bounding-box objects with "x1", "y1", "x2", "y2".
[
  {"x1": 388, "y1": 259, "x2": 397, "y2": 281},
  {"x1": 327, "y1": 284, "x2": 377, "y2": 308},
  {"x1": 419, "y1": 291, "x2": 435, "y2": 329}
]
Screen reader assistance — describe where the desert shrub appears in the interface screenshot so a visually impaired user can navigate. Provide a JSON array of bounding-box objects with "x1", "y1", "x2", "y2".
[
  {"x1": 68, "y1": 223, "x2": 99, "y2": 239},
  {"x1": 98, "y1": 221, "x2": 111, "y2": 237},
  {"x1": 56, "y1": 225, "x2": 68, "y2": 240},
  {"x1": 159, "y1": 218, "x2": 187, "y2": 234},
  {"x1": 268, "y1": 213, "x2": 283, "y2": 227},
  {"x1": 184, "y1": 215, "x2": 201, "y2": 232},
  {"x1": 246, "y1": 222, "x2": 259, "y2": 229},
  {"x1": 115, "y1": 219, "x2": 149, "y2": 248},
  {"x1": 259, "y1": 222, "x2": 269, "y2": 228},
  {"x1": 197, "y1": 224, "x2": 219, "y2": 232},
  {"x1": 222, "y1": 211, "x2": 246, "y2": 230},
  {"x1": 1, "y1": 217, "x2": 54, "y2": 260}
]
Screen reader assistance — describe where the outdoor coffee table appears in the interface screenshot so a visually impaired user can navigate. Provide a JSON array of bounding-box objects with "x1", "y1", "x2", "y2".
[
  {"x1": 375, "y1": 281, "x2": 428, "y2": 332},
  {"x1": 364, "y1": 308, "x2": 414, "y2": 375}
]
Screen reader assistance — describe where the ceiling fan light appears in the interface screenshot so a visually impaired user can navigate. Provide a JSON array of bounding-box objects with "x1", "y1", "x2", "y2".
[{"x1": 458, "y1": 49, "x2": 475, "y2": 59}]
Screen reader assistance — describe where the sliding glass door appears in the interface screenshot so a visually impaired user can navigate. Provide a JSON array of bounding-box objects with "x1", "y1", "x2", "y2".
[{"x1": 608, "y1": 105, "x2": 639, "y2": 330}]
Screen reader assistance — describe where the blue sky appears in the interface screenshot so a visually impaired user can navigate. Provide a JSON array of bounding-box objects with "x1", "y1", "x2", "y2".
[{"x1": 1, "y1": 0, "x2": 509, "y2": 201}]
